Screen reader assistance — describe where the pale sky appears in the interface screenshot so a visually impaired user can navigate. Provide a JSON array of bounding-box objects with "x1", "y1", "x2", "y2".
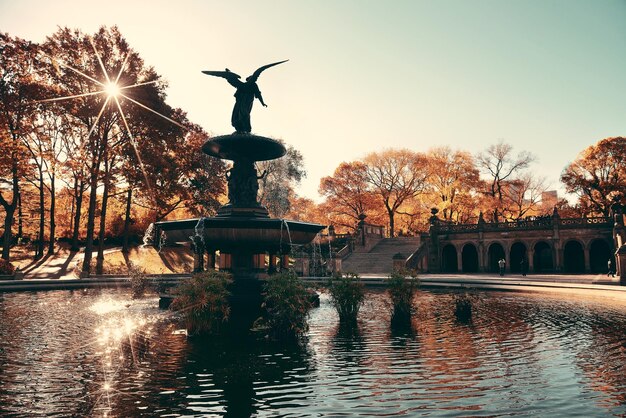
[{"x1": 1, "y1": 0, "x2": 625, "y2": 201}]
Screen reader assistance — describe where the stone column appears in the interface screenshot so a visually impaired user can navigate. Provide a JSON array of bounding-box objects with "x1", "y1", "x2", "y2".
[
  {"x1": 456, "y1": 250, "x2": 463, "y2": 273},
  {"x1": 477, "y1": 241, "x2": 485, "y2": 273},
  {"x1": 616, "y1": 245, "x2": 626, "y2": 285},
  {"x1": 503, "y1": 243, "x2": 510, "y2": 274},
  {"x1": 553, "y1": 242, "x2": 562, "y2": 273},
  {"x1": 280, "y1": 255, "x2": 290, "y2": 271},
  {"x1": 253, "y1": 254, "x2": 266, "y2": 270},
  {"x1": 428, "y1": 209, "x2": 441, "y2": 273},
  {"x1": 206, "y1": 250, "x2": 216, "y2": 271},
  {"x1": 584, "y1": 247, "x2": 591, "y2": 273},
  {"x1": 477, "y1": 214, "x2": 485, "y2": 272},
  {"x1": 219, "y1": 253, "x2": 232, "y2": 270},
  {"x1": 268, "y1": 254, "x2": 278, "y2": 274},
  {"x1": 552, "y1": 209, "x2": 561, "y2": 272}
]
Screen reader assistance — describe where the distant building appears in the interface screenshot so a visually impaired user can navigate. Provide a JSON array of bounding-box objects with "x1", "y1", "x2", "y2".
[{"x1": 541, "y1": 190, "x2": 558, "y2": 211}]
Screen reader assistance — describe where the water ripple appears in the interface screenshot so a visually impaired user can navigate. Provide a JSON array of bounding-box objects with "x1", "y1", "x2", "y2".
[{"x1": 2, "y1": 289, "x2": 626, "y2": 416}]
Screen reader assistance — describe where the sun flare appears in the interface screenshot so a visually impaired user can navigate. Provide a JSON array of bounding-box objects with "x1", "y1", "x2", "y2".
[{"x1": 104, "y1": 81, "x2": 120, "y2": 98}]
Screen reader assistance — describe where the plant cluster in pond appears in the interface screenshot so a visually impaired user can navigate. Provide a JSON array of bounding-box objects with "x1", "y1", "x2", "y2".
[
  {"x1": 170, "y1": 271, "x2": 232, "y2": 335},
  {"x1": 128, "y1": 262, "x2": 149, "y2": 299},
  {"x1": 254, "y1": 270, "x2": 313, "y2": 341},
  {"x1": 0, "y1": 259, "x2": 16, "y2": 275},
  {"x1": 453, "y1": 292, "x2": 477, "y2": 322},
  {"x1": 327, "y1": 273, "x2": 365, "y2": 324},
  {"x1": 387, "y1": 269, "x2": 419, "y2": 325}
]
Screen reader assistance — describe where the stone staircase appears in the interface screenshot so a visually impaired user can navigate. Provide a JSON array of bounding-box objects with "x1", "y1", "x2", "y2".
[{"x1": 342, "y1": 237, "x2": 421, "y2": 275}]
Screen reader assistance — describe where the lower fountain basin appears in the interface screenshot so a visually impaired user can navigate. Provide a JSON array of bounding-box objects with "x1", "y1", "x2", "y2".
[{"x1": 154, "y1": 217, "x2": 325, "y2": 253}]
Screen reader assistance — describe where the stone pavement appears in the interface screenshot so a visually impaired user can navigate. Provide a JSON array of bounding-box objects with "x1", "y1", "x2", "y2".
[{"x1": 3, "y1": 250, "x2": 625, "y2": 299}]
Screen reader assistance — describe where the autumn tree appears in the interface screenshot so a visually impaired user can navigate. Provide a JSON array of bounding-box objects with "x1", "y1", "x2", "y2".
[
  {"x1": 129, "y1": 119, "x2": 226, "y2": 222},
  {"x1": 0, "y1": 33, "x2": 45, "y2": 260},
  {"x1": 284, "y1": 196, "x2": 324, "y2": 223},
  {"x1": 426, "y1": 146, "x2": 482, "y2": 222},
  {"x1": 319, "y1": 161, "x2": 378, "y2": 232},
  {"x1": 183, "y1": 128, "x2": 227, "y2": 217},
  {"x1": 363, "y1": 149, "x2": 430, "y2": 237},
  {"x1": 476, "y1": 140, "x2": 535, "y2": 222},
  {"x1": 503, "y1": 174, "x2": 548, "y2": 219},
  {"x1": 560, "y1": 137, "x2": 626, "y2": 216},
  {"x1": 41, "y1": 26, "x2": 181, "y2": 274},
  {"x1": 257, "y1": 144, "x2": 306, "y2": 218}
]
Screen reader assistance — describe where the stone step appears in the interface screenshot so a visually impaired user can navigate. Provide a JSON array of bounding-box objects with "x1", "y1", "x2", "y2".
[{"x1": 342, "y1": 237, "x2": 421, "y2": 274}]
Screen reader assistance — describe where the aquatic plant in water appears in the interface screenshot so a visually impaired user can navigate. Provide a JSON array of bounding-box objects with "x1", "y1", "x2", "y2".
[
  {"x1": 328, "y1": 273, "x2": 365, "y2": 324},
  {"x1": 170, "y1": 271, "x2": 232, "y2": 335},
  {"x1": 387, "y1": 269, "x2": 419, "y2": 325},
  {"x1": 128, "y1": 262, "x2": 149, "y2": 299},
  {"x1": 0, "y1": 259, "x2": 16, "y2": 275},
  {"x1": 453, "y1": 292, "x2": 476, "y2": 322},
  {"x1": 256, "y1": 270, "x2": 313, "y2": 340}
]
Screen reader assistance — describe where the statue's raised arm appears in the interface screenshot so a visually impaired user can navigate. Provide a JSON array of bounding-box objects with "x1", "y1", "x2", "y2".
[{"x1": 202, "y1": 60, "x2": 288, "y2": 134}]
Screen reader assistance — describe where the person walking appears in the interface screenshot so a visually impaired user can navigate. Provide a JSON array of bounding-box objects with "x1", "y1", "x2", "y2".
[
  {"x1": 520, "y1": 257, "x2": 528, "y2": 277},
  {"x1": 608, "y1": 259, "x2": 615, "y2": 277},
  {"x1": 498, "y1": 258, "x2": 506, "y2": 276}
]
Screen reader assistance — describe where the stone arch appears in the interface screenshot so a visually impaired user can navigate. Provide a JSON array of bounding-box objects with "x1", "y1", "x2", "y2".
[
  {"x1": 510, "y1": 241, "x2": 528, "y2": 274},
  {"x1": 487, "y1": 242, "x2": 506, "y2": 273},
  {"x1": 533, "y1": 241, "x2": 553, "y2": 273},
  {"x1": 589, "y1": 239, "x2": 612, "y2": 274},
  {"x1": 563, "y1": 240, "x2": 585, "y2": 273},
  {"x1": 461, "y1": 243, "x2": 479, "y2": 273},
  {"x1": 441, "y1": 243, "x2": 458, "y2": 273}
]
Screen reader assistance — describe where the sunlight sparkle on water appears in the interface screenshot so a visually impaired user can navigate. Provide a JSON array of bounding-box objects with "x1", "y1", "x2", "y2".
[{"x1": 89, "y1": 299, "x2": 127, "y2": 315}]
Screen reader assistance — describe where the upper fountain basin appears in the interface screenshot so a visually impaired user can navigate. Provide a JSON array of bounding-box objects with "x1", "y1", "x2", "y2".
[{"x1": 202, "y1": 134, "x2": 286, "y2": 161}]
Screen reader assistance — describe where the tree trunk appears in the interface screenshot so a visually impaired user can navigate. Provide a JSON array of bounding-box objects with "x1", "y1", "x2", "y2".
[
  {"x1": 68, "y1": 180, "x2": 76, "y2": 239},
  {"x1": 122, "y1": 187, "x2": 133, "y2": 253},
  {"x1": 2, "y1": 206, "x2": 15, "y2": 261},
  {"x1": 36, "y1": 169, "x2": 45, "y2": 259},
  {"x1": 71, "y1": 179, "x2": 84, "y2": 252},
  {"x1": 81, "y1": 168, "x2": 100, "y2": 276},
  {"x1": 17, "y1": 192, "x2": 23, "y2": 240},
  {"x1": 1, "y1": 158, "x2": 20, "y2": 261},
  {"x1": 388, "y1": 209, "x2": 395, "y2": 238},
  {"x1": 95, "y1": 172, "x2": 111, "y2": 275},
  {"x1": 47, "y1": 173, "x2": 56, "y2": 255}
]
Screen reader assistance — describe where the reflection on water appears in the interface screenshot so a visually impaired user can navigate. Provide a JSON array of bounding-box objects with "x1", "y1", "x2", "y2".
[{"x1": 1, "y1": 289, "x2": 626, "y2": 416}]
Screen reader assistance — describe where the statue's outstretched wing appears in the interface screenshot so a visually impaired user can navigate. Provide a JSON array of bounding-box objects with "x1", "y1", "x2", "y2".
[
  {"x1": 202, "y1": 69, "x2": 242, "y2": 87},
  {"x1": 247, "y1": 60, "x2": 289, "y2": 83}
]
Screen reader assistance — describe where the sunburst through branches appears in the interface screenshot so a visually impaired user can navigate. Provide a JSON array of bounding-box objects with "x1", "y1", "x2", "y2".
[{"x1": 36, "y1": 35, "x2": 188, "y2": 202}]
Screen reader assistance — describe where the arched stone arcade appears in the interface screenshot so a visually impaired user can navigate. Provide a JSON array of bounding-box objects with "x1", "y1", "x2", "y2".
[
  {"x1": 426, "y1": 211, "x2": 620, "y2": 274},
  {"x1": 441, "y1": 244, "x2": 458, "y2": 273},
  {"x1": 461, "y1": 243, "x2": 479, "y2": 273},
  {"x1": 510, "y1": 242, "x2": 527, "y2": 274},
  {"x1": 533, "y1": 241, "x2": 553, "y2": 273},
  {"x1": 487, "y1": 242, "x2": 506, "y2": 273},
  {"x1": 590, "y1": 239, "x2": 612, "y2": 274},
  {"x1": 563, "y1": 240, "x2": 585, "y2": 273}
]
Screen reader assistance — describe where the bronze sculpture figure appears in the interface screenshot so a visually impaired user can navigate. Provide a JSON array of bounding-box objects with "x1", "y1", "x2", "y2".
[{"x1": 202, "y1": 60, "x2": 288, "y2": 133}]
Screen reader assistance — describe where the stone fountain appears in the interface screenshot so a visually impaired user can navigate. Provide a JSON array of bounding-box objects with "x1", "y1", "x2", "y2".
[{"x1": 153, "y1": 61, "x2": 324, "y2": 322}]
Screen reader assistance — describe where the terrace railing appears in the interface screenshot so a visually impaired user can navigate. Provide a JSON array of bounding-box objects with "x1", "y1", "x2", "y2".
[{"x1": 432, "y1": 216, "x2": 612, "y2": 234}]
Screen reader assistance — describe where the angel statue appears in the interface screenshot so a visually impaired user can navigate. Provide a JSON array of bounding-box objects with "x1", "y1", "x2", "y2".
[{"x1": 202, "y1": 60, "x2": 288, "y2": 133}]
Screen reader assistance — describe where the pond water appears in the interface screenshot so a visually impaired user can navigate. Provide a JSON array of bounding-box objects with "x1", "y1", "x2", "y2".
[{"x1": 1, "y1": 288, "x2": 626, "y2": 417}]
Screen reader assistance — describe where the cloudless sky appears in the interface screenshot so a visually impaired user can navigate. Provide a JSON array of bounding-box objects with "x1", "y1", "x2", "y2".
[{"x1": 1, "y1": 0, "x2": 625, "y2": 201}]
